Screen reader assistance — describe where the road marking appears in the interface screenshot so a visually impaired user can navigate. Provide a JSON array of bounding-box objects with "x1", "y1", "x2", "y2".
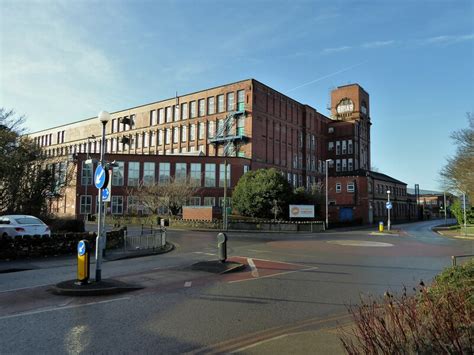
[
  {"x1": 0, "y1": 283, "x2": 52, "y2": 294},
  {"x1": 184, "y1": 281, "x2": 192, "y2": 287},
  {"x1": 327, "y1": 240, "x2": 393, "y2": 247},
  {"x1": 193, "y1": 252, "x2": 217, "y2": 256},
  {"x1": 237, "y1": 256, "x2": 314, "y2": 268},
  {"x1": 247, "y1": 258, "x2": 259, "y2": 277},
  {"x1": 228, "y1": 266, "x2": 318, "y2": 284},
  {"x1": 0, "y1": 297, "x2": 130, "y2": 321}
]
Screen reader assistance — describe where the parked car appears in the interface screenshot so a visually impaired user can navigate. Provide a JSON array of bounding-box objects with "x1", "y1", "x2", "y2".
[{"x1": 0, "y1": 215, "x2": 51, "y2": 238}]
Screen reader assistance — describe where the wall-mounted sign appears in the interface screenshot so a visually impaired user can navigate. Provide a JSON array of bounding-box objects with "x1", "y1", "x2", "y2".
[{"x1": 289, "y1": 205, "x2": 315, "y2": 218}]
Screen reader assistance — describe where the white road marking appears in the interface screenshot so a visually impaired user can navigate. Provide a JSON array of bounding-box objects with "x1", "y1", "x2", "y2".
[
  {"x1": 0, "y1": 297, "x2": 130, "y2": 320},
  {"x1": 0, "y1": 283, "x2": 52, "y2": 294},
  {"x1": 229, "y1": 266, "x2": 318, "y2": 284},
  {"x1": 327, "y1": 240, "x2": 393, "y2": 247},
  {"x1": 184, "y1": 281, "x2": 192, "y2": 287},
  {"x1": 247, "y1": 258, "x2": 259, "y2": 277},
  {"x1": 193, "y1": 252, "x2": 217, "y2": 256}
]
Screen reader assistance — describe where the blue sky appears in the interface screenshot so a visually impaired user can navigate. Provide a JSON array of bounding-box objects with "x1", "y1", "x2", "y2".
[{"x1": 1, "y1": 0, "x2": 473, "y2": 191}]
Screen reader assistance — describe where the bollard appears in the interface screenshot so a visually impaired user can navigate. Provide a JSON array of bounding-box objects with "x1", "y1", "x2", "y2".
[
  {"x1": 76, "y1": 240, "x2": 91, "y2": 285},
  {"x1": 217, "y1": 232, "x2": 227, "y2": 263},
  {"x1": 379, "y1": 221, "x2": 384, "y2": 232}
]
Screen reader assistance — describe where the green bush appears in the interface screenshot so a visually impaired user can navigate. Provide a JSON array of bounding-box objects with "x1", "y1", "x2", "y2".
[{"x1": 450, "y1": 199, "x2": 474, "y2": 226}]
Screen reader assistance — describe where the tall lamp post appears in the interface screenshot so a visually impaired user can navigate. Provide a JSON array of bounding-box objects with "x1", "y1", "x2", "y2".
[
  {"x1": 325, "y1": 159, "x2": 333, "y2": 230},
  {"x1": 387, "y1": 190, "x2": 391, "y2": 231},
  {"x1": 96, "y1": 111, "x2": 110, "y2": 282}
]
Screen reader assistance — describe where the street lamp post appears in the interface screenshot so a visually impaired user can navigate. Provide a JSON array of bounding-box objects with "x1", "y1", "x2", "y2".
[
  {"x1": 325, "y1": 159, "x2": 332, "y2": 230},
  {"x1": 96, "y1": 111, "x2": 110, "y2": 282},
  {"x1": 387, "y1": 190, "x2": 391, "y2": 231}
]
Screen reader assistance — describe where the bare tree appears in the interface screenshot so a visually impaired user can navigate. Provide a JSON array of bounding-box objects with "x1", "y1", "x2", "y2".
[{"x1": 134, "y1": 177, "x2": 200, "y2": 216}]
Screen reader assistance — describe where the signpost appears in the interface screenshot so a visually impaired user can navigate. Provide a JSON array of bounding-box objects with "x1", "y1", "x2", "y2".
[
  {"x1": 289, "y1": 205, "x2": 315, "y2": 218},
  {"x1": 94, "y1": 165, "x2": 108, "y2": 189}
]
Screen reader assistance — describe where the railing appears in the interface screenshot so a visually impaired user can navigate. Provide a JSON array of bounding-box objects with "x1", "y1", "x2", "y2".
[
  {"x1": 451, "y1": 254, "x2": 474, "y2": 266},
  {"x1": 123, "y1": 227, "x2": 166, "y2": 252}
]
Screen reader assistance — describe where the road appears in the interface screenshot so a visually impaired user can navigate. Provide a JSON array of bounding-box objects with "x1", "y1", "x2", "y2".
[{"x1": 0, "y1": 219, "x2": 471, "y2": 354}]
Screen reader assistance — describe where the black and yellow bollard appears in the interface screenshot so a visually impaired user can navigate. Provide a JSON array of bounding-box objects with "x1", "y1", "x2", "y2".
[{"x1": 76, "y1": 240, "x2": 91, "y2": 285}]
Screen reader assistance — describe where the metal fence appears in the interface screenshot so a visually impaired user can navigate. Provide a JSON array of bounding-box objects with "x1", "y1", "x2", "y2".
[
  {"x1": 123, "y1": 227, "x2": 166, "y2": 252},
  {"x1": 451, "y1": 254, "x2": 474, "y2": 266}
]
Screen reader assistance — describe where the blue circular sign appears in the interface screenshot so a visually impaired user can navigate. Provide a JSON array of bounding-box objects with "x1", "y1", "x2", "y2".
[
  {"x1": 94, "y1": 165, "x2": 109, "y2": 189},
  {"x1": 386, "y1": 201, "x2": 393, "y2": 210},
  {"x1": 78, "y1": 241, "x2": 86, "y2": 256},
  {"x1": 102, "y1": 188, "x2": 110, "y2": 200}
]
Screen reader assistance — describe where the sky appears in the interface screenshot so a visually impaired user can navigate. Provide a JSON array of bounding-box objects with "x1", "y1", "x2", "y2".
[{"x1": 1, "y1": 0, "x2": 473, "y2": 191}]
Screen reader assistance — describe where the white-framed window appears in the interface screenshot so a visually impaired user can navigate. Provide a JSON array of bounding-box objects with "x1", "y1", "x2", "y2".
[
  {"x1": 173, "y1": 127, "x2": 179, "y2": 144},
  {"x1": 181, "y1": 126, "x2": 187, "y2": 142},
  {"x1": 348, "y1": 158, "x2": 353, "y2": 171},
  {"x1": 198, "y1": 122, "x2": 205, "y2": 140},
  {"x1": 328, "y1": 142, "x2": 334, "y2": 151},
  {"x1": 127, "y1": 196, "x2": 139, "y2": 215},
  {"x1": 128, "y1": 162, "x2": 140, "y2": 186},
  {"x1": 165, "y1": 128, "x2": 171, "y2": 144},
  {"x1": 158, "y1": 109, "x2": 164, "y2": 124},
  {"x1": 157, "y1": 130, "x2": 163, "y2": 146},
  {"x1": 143, "y1": 162, "x2": 155, "y2": 186},
  {"x1": 207, "y1": 97, "x2": 215, "y2": 115},
  {"x1": 198, "y1": 99, "x2": 205, "y2": 117},
  {"x1": 111, "y1": 196, "x2": 123, "y2": 214},
  {"x1": 112, "y1": 162, "x2": 124, "y2": 186},
  {"x1": 144, "y1": 132, "x2": 149, "y2": 148},
  {"x1": 347, "y1": 182, "x2": 355, "y2": 192},
  {"x1": 81, "y1": 161, "x2": 93, "y2": 186},
  {"x1": 227, "y1": 92, "x2": 235, "y2": 111},
  {"x1": 219, "y1": 164, "x2": 231, "y2": 187},
  {"x1": 188, "y1": 197, "x2": 201, "y2": 206},
  {"x1": 342, "y1": 159, "x2": 347, "y2": 171},
  {"x1": 174, "y1": 105, "x2": 179, "y2": 122},
  {"x1": 190, "y1": 124, "x2": 196, "y2": 141},
  {"x1": 190, "y1": 101, "x2": 197, "y2": 118},
  {"x1": 336, "y1": 159, "x2": 341, "y2": 172},
  {"x1": 181, "y1": 103, "x2": 188, "y2": 120},
  {"x1": 204, "y1": 197, "x2": 215, "y2": 206},
  {"x1": 80, "y1": 195, "x2": 92, "y2": 214},
  {"x1": 342, "y1": 140, "x2": 347, "y2": 154},
  {"x1": 219, "y1": 197, "x2": 232, "y2": 207},
  {"x1": 166, "y1": 107, "x2": 172, "y2": 123},
  {"x1": 150, "y1": 131, "x2": 156, "y2": 147},
  {"x1": 205, "y1": 163, "x2": 216, "y2": 187},
  {"x1": 336, "y1": 141, "x2": 341, "y2": 155},
  {"x1": 190, "y1": 163, "x2": 201, "y2": 186},
  {"x1": 335, "y1": 183, "x2": 342, "y2": 193},
  {"x1": 150, "y1": 110, "x2": 157, "y2": 125},
  {"x1": 207, "y1": 121, "x2": 215, "y2": 139},
  {"x1": 159, "y1": 162, "x2": 171, "y2": 183},
  {"x1": 175, "y1": 163, "x2": 187, "y2": 182},
  {"x1": 217, "y1": 95, "x2": 224, "y2": 113},
  {"x1": 348, "y1": 139, "x2": 353, "y2": 154}
]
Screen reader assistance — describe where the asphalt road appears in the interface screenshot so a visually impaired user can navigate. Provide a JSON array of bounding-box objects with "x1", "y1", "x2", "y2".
[{"x1": 0, "y1": 219, "x2": 471, "y2": 354}]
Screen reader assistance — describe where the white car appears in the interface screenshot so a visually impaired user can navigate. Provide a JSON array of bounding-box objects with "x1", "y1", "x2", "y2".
[{"x1": 0, "y1": 215, "x2": 51, "y2": 238}]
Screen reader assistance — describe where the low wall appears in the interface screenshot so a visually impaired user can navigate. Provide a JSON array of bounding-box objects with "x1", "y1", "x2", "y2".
[{"x1": 228, "y1": 221, "x2": 325, "y2": 232}]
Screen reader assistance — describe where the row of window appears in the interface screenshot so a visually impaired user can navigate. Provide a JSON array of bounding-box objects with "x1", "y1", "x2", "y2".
[
  {"x1": 34, "y1": 130, "x2": 65, "y2": 147},
  {"x1": 335, "y1": 182, "x2": 355, "y2": 193},
  {"x1": 82, "y1": 161, "x2": 236, "y2": 188},
  {"x1": 335, "y1": 158, "x2": 354, "y2": 172},
  {"x1": 79, "y1": 195, "x2": 232, "y2": 215},
  {"x1": 375, "y1": 184, "x2": 406, "y2": 196},
  {"x1": 328, "y1": 140, "x2": 353, "y2": 155}
]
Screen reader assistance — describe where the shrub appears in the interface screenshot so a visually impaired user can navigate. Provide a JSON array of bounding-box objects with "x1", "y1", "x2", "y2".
[{"x1": 48, "y1": 218, "x2": 85, "y2": 233}]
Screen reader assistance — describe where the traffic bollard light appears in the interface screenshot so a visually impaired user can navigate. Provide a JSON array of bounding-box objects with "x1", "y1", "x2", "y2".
[
  {"x1": 76, "y1": 240, "x2": 91, "y2": 285},
  {"x1": 217, "y1": 232, "x2": 227, "y2": 263}
]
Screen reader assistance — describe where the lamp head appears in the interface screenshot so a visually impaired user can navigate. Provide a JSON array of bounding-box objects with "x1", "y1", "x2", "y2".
[
  {"x1": 387, "y1": 190, "x2": 391, "y2": 194},
  {"x1": 98, "y1": 111, "x2": 111, "y2": 124}
]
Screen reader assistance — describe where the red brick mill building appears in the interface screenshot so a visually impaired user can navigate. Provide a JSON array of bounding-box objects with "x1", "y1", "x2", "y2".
[{"x1": 29, "y1": 78, "x2": 417, "y2": 225}]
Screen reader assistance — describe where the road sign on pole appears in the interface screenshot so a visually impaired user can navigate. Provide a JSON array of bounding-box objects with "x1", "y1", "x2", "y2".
[
  {"x1": 94, "y1": 165, "x2": 109, "y2": 189},
  {"x1": 102, "y1": 174, "x2": 112, "y2": 202},
  {"x1": 386, "y1": 201, "x2": 393, "y2": 210}
]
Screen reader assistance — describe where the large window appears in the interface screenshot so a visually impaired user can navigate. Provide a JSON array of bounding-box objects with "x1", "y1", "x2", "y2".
[
  {"x1": 204, "y1": 197, "x2": 215, "y2": 206},
  {"x1": 198, "y1": 122, "x2": 205, "y2": 140},
  {"x1": 80, "y1": 195, "x2": 92, "y2": 214},
  {"x1": 227, "y1": 92, "x2": 235, "y2": 111},
  {"x1": 207, "y1": 121, "x2": 215, "y2": 138},
  {"x1": 166, "y1": 107, "x2": 172, "y2": 123},
  {"x1": 173, "y1": 127, "x2": 179, "y2": 144},
  {"x1": 175, "y1": 163, "x2": 187, "y2": 182},
  {"x1": 190, "y1": 101, "x2": 197, "y2": 118},
  {"x1": 347, "y1": 182, "x2": 355, "y2": 192},
  {"x1": 81, "y1": 161, "x2": 93, "y2": 186},
  {"x1": 219, "y1": 164, "x2": 231, "y2": 187},
  {"x1": 127, "y1": 196, "x2": 139, "y2": 215},
  {"x1": 237, "y1": 90, "x2": 245, "y2": 110},
  {"x1": 198, "y1": 99, "x2": 205, "y2": 117},
  {"x1": 128, "y1": 162, "x2": 140, "y2": 186},
  {"x1": 159, "y1": 162, "x2": 171, "y2": 183},
  {"x1": 181, "y1": 125, "x2": 187, "y2": 142},
  {"x1": 207, "y1": 97, "x2": 215, "y2": 115},
  {"x1": 150, "y1": 110, "x2": 157, "y2": 125},
  {"x1": 190, "y1": 163, "x2": 201, "y2": 186},
  {"x1": 188, "y1": 197, "x2": 201, "y2": 206},
  {"x1": 143, "y1": 162, "x2": 155, "y2": 186},
  {"x1": 157, "y1": 130, "x2": 163, "y2": 146},
  {"x1": 181, "y1": 103, "x2": 188, "y2": 120},
  {"x1": 165, "y1": 129, "x2": 171, "y2": 144},
  {"x1": 348, "y1": 139, "x2": 353, "y2": 154},
  {"x1": 205, "y1": 163, "x2": 216, "y2": 187},
  {"x1": 111, "y1": 196, "x2": 123, "y2": 214},
  {"x1": 190, "y1": 124, "x2": 196, "y2": 141},
  {"x1": 217, "y1": 95, "x2": 224, "y2": 113},
  {"x1": 112, "y1": 161, "x2": 124, "y2": 186},
  {"x1": 158, "y1": 109, "x2": 164, "y2": 124}
]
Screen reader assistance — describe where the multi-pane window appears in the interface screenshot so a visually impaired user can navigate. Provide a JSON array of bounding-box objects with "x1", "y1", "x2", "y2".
[
  {"x1": 157, "y1": 130, "x2": 163, "y2": 146},
  {"x1": 190, "y1": 163, "x2": 201, "y2": 186},
  {"x1": 198, "y1": 99, "x2": 205, "y2": 117},
  {"x1": 80, "y1": 195, "x2": 92, "y2": 214},
  {"x1": 81, "y1": 161, "x2": 93, "y2": 185},
  {"x1": 347, "y1": 182, "x2": 355, "y2": 192},
  {"x1": 190, "y1": 101, "x2": 197, "y2": 118},
  {"x1": 336, "y1": 159, "x2": 341, "y2": 172},
  {"x1": 128, "y1": 162, "x2": 140, "y2": 186},
  {"x1": 342, "y1": 140, "x2": 347, "y2": 154},
  {"x1": 143, "y1": 162, "x2": 155, "y2": 186},
  {"x1": 158, "y1": 109, "x2": 164, "y2": 124},
  {"x1": 175, "y1": 163, "x2": 187, "y2": 182},
  {"x1": 237, "y1": 117, "x2": 245, "y2": 136},
  {"x1": 150, "y1": 131, "x2": 156, "y2": 147},
  {"x1": 188, "y1": 197, "x2": 201, "y2": 206},
  {"x1": 174, "y1": 105, "x2": 179, "y2": 122},
  {"x1": 328, "y1": 142, "x2": 334, "y2": 150},
  {"x1": 181, "y1": 126, "x2": 187, "y2": 142},
  {"x1": 112, "y1": 162, "x2": 124, "y2": 186},
  {"x1": 348, "y1": 158, "x2": 353, "y2": 171},
  {"x1": 205, "y1": 164, "x2": 216, "y2": 187},
  {"x1": 173, "y1": 127, "x2": 179, "y2": 144},
  {"x1": 336, "y1": 141, "x2": 341, "y2": 155},
  {"x1": 208, "y1": 121, "x2": 215, "y2": 138},
  {"x1": 165, "y1": 129, "x2": 171, "y2": 144},
  {"x1": 111, "y1": 196, "x2": 123, "y2": 214},
  {"x1": 348, "y1": 140, "x2": 353, "y2": 154},
  {"x1": 226, "y1": 92, "x2": 235, "y2": 111},
  {"x1": 144, "y1": 132, "x2": 149, "y2": 148},
  {"x1": 190, "y1": 124, "x2": 196, "y2": 141},
  {"x1": 217, "y1": 95, "x2": 224, "y2": 113},
  {"x1": 207, "y1": 97, "x2": 215, "y2": 115},
  {"x1": 181, "y1": 103, "x2": 188, "y2": 120},
  {"x1": 166, "y1": 107, "x2": 172, "y2": 123},
  {"x1": 198, "y1": 122, "x2": 205, "y2": 140},
  {"x1": 150, "y1": 110, "x2": 157, "y2": 125},
  {"x1": 217, "y1": 119, "x2": 224, "y2": 136},
  {"x1": 159, "y1": 162, "x2": 171, "y2": 183},
  {"x1": 127, "y1": 196, "x2": 139, "y2": 215},
  {"x1": 342, "y1": 159, "x2": 347, "y2": 171},
  {"x1": 219, "y1": 164, "x2": 231, "y2": 187},
  {"x1": 336, "y1": 183, "x2": 342, "y2": 193},
  {"x1": 237, "y1": 90, "x2": 245, "y2": 110},
  {"x1": 204, "y1": 197, "x2": 215, "y2": 206}
]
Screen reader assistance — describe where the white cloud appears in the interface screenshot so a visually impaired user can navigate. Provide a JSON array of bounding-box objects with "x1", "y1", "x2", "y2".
[
  {"x1": 424, "y1": 34, "x2": 474, "y2": 45},
  {"x1": 361, "y1": 40, "x2": 395, "y2": 48},
  {"x1": 322, "y1": 46, "x2": 352, "y2": 54}
]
